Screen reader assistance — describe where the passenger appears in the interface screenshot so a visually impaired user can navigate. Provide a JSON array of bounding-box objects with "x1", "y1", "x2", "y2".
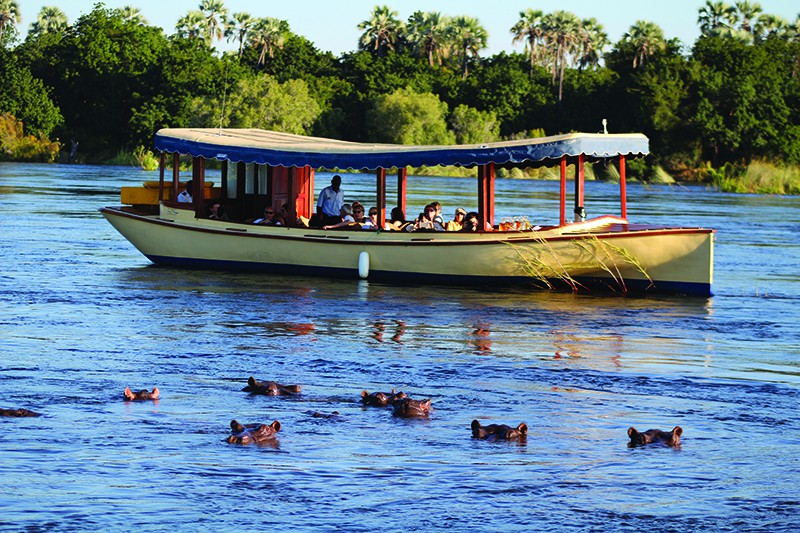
[
  {"x1": 177, "y1": 180, "x2": 192, "y2": 203},
  {"x1": 276, "y1": 203, "x2": 289, "y2": 226},
  {"x1": 254, "y1": 206, "x2": 282, "y2": 225},
  {"x1": 208, "y1": 201, "x2": 228, "y2": 221},
  {"x1": 361, "y1": 207, "x2": 380, "y2": 230},
  {"x1": 387, "y1": 207, "x2": 407, "y2": 230},
  {"x1": 446, "y1": 208, "x2": 467, "y2": 231},
  {"x1": 351, "y1": 203, "x2": 365, "y2": 223},
  {"x1": 414, "y1": 204, "x2": 445, "y2": 231},
  {"x1": 316, "y1": 175, "x2": 344, "y2": 226},
  {"x1": 323, "y1": 204, "x2": 356, "y2": 229},
  {"x1": 462, "y1": 211, "x2": 480, "y2": 231},
  {"x1": 431, "y1": 201, "x2": 444, "y2": 226}
]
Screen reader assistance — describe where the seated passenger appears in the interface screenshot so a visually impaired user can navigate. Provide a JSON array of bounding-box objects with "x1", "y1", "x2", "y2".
[
  {"x1": 361, "y1": 207, "x2": 380, "y2": 230},
  {"x1": 414, "y1": 204, "x2": 445, "y2": 231},
  {"x1": 386, "y1": 207, "x2": 408, "y2": 230},
  {"x1": 462, "y1": 211, "x2": 480, "y2": 231},
  {"x1": 446, "y1": 208, "x2": 466, "y2": 231},
  {"x1": 351, "y1": 203, "x2": 365, "y2": 223},
  {"x1": 208, "y1": 201, "x2": 228, "y2": 221},
  {"x1": 254, "y1": 206, "x2": 282, "y2": 225},
  {"x1": 323, "y1": 204, "x2": 356, "y2": 229},
  {"x1": 431, "y1": 201, "x2": 444, "y2": 226}
]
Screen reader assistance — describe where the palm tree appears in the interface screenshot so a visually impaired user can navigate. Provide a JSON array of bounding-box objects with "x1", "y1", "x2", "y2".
[
  {"x1": 199, "y1": 0, "x2": 228, "y2": 45},
  {"x1": 405, "y1": 11, "x2": 450, "y2": 66},
  {"x1": 576, "y1": 18, "x2": 608, "y2": 70},
  {"x1": 698, "y1": 0, "x2": 737, "y2": 36},
  {"x1": 753, "y1": 13, "x2": 786, "y2": 40},
  {"x1": 29, "y1": 6, "x2": 67, "y2": 37},
  {"x1": 0, "y1": 0, "x2": 22, "y2": 42},
  {"x1": 175, "y1": 10, "x2": 205, "y2": 41},
  {"x1": 510, "y1": 9, "x2": 546, "y2": 77},
  {"x1": 225, "y1": 12, "x2": 253, "y2": 57},
  {"x1": 542, "y1": 10, "x2": 581, "y2": 101},
  {"x1": 357, "y1": 5, "x2": 403, "y2": 56},
  {"x1": 623, "y1": 20, "x2": 666, "y2": 69},
  {"x1": 115, "y1": 5, "x2": 146, "y2": 24},
  {"x1": 251, "y1": 17, "x2": 289, "y2": 67},
  {"x1": 450, "y1": 16, "x2": 488, "y2": 79},
  {"x1": 733, "y1": 0, "x2": 762, "y2": 35}
]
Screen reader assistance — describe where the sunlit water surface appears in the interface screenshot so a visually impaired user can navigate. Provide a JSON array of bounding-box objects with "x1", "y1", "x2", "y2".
[{"x1": 1, "y1": 163, "x2": 798, "y2": 531}]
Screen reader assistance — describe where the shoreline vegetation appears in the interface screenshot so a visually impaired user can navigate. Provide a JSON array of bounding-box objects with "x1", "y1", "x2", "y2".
[{"x1": 1, "y1": 1, "x2": 798, "y2": 195}]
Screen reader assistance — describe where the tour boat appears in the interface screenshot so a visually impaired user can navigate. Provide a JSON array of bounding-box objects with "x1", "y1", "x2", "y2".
[{"x1": 100, "y1": 128, "x2": 714, "y2": 296}]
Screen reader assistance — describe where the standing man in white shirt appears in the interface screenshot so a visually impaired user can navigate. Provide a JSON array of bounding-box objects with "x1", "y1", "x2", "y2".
[
  {"x1": 316, "y1": 175, "x2": 344, "y2": 226},
  {"x1": 177, "y1": 180, "x2": 193, "y2": 203}
]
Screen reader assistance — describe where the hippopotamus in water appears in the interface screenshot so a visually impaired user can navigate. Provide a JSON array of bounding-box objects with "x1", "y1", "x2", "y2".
[
  {"x1": 0, "y1": 408, "x2": 41, "y2": 417},
  {"x1": 242, "y1": 376, "x2": 301, "y2": 396},
  {"x1": 226, "y1": 419, "x2": 281, "y2": 445},
  {"x1": 471, "y1": 420, "x2": 528, "y2": 441},
  {"x1": 123, "y1": 387, "x2": 159, "y2": 401},
  {"x1": 361, "y1": 389, "x2": 407, "y2": 407},
  {"x1": 392, "y1": 397, "x2": 431, "y2": 418},
  {"x1": 627, "y1": 426, "x2": 683, "y2": 447}
]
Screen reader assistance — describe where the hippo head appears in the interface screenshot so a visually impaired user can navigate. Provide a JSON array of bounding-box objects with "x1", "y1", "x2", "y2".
[
  {"x1": 123, "y1": 387, "x2": 160, "y2": 401},
  {"x1": 361, "y1": 389, "x2": 407, "y2": 407},
  {"x1": 245, "y1": 376, "x2": 301, "y2": 396},
  {"x1": 227, "y1": 419, "x2": 282, "y2": 445},
  {"x1": 471, "y1": 420, "x2": 528, "y2": 441},
  {"x1": 0, "y1": 408, "x2": 42, "y2": 417},
  {"x1": 627, "y1": 426, "x2": 683, "y2": 447},
  {"x1": 392, "y1": 397, "x2": 431, "y2": 418}
]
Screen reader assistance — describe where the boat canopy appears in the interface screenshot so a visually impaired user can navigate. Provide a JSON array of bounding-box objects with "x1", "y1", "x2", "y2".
[{"x1": 155, "y1": 128, "x2": 648, "y2": 171}]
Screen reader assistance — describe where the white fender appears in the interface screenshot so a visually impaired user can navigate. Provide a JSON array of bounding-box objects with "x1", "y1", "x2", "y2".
[{"x1": 358, "y1": 251, "x2": 370, "y2": 279}]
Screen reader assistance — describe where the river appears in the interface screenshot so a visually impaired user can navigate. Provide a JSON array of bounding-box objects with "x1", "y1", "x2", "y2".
[{"x1": 1, "y1": 162, "x2": 798, "y2": 531}]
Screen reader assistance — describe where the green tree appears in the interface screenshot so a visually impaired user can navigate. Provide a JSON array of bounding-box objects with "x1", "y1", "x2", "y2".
[
  {"x1": 189, "y1": 73, "x2": 321, "y2": 134},
  {"x1": 366, "y1": 87, "x2": 455, "y2": 145},
  {"x1": 115, "y1": 6, "x2": 146, "y2": 25},
  {"x1": 358, "y1": 5, "x2": 403, "y2": 56},
  {"x1": 542, "y1": 10, "x2": 581, "y2": 103},
  {"x1": 0, "y1": 48, "x2": 62, "y2": 137},
  {"x1": 29, "y1": 6, "x2": 68, "y2": 38},
  {"x1": 576, "y1": 18, "x2": 608, "y2": 70},
  {"x1": 0, "y1": 0, "x2": 22, "y2": 45},
  {"x1": 449, "y1": 104, "x2": 500, "y2": 144}
]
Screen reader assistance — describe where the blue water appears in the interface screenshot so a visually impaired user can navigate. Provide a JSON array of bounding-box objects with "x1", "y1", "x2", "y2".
[{"x1": 1, "y1": 162, "x2": 799, "y2": 531}]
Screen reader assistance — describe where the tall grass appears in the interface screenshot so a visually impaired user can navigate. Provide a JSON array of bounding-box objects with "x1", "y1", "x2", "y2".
[{"x1": 711, "y1": 160, "x2": 800, "y2": 195}]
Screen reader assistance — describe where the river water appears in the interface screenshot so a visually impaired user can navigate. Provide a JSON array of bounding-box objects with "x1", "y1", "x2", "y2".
[{"x1": 1, "y1": 162, "x2": 798, "y2": 531}]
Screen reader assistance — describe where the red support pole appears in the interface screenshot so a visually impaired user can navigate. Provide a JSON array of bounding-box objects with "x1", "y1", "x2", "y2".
[
  {"x1": 396, "y1": 167, "x2": 407, "y2": 216},
  {"x1": 158, "y1": 152, "x2": 166, "y2": 203},
  {"x1": 486, "y1": 162, "x2": 495, "y2": 229},
  {"x1": 619, "y1": 154, "x2": 627, "y2": 220},
  {"x1": 377, "y1": 167, "x2": 387, "y2": 227},
  {"x1": 172, "y1": 153, "x2": 180, "y2": 201},
  {"x1": 477, "y1": 165, "x2": 486, "y2": 229},
  {"x1": 574, "y1": 153, "x2": 585, "y2": 221},
  {"x1": 560, "y1": 155, "x2": 567, "y2": 225}
]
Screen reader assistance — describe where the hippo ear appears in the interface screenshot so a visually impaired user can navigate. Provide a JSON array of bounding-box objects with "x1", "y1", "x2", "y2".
[
  {"x1": 230, "y1": 420, "x2": 243, "y2": 432},
  {"x1": 673, "y1": 426, "x2": 683, "y2": 437},
  {"x1": 627, "y1": 427, "x2": 638, "y2": 438},
  {"x1": 248, "y1": 376, "x2": 257, "y2": 387},
  {"x1": 518, "y1": 423, "x2": 528, "y2": 435},
  {"x1": 271, "y1": 420, "x2": 282, "y2": 432},
  {"x1": 471, "y1": 420, "x2": 481, "y2": 431},
  {"x1": 391, "y1": 388, "x2": 396, "y2": 394},
  {"x1": 361, "y1": 390, "x2": 369, "y2": 399},
  {"x1": 422, "y1": 398, "x2": 432, "y2": 407}
]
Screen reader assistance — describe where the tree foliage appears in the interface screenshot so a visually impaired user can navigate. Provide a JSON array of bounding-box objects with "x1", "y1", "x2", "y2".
[{"x1": 366, "y1": 87, "x2": 455, "y2": 145}]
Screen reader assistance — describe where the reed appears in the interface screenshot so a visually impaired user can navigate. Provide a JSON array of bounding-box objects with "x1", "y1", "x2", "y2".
[{"x1": 711, "y1": 160, "x2": 800, "y2": 195}]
